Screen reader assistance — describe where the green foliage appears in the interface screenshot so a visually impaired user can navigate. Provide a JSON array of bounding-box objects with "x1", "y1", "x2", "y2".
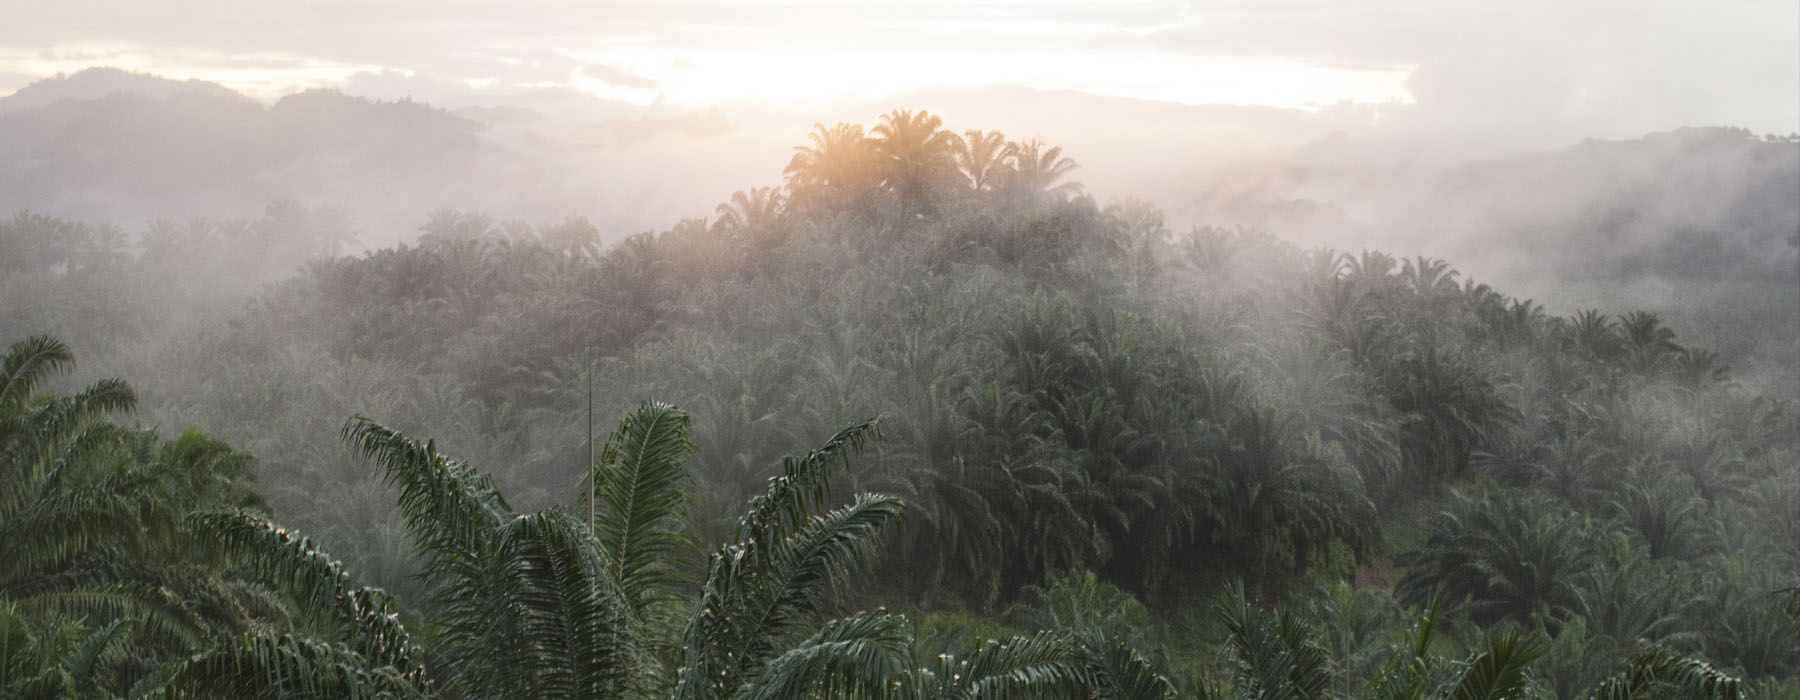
[
  {"x1": 1397, "y1": 489, "x2": 1594, "y2": 625},
  {"x1": 586, "y1": 400, "x2": 697, "y2": 616},
  {"x1": 5, "y1": 110, "x2": 1798, "y2": 695}
]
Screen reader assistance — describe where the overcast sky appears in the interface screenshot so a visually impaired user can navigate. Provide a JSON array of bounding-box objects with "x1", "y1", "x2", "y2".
[{"x1": 2, "y1": 0, "x2": 1796, "y2": 143}]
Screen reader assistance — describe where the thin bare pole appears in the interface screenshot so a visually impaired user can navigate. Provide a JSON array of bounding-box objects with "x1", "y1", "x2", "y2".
[{"x1": 586, "y1": 342, "x2": 595, "y2": 535}]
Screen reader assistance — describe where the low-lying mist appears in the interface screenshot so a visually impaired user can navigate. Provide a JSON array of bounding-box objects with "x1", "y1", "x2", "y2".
[{"x1": 4, "y1": 70, "x2": 1799, "y2": 693}]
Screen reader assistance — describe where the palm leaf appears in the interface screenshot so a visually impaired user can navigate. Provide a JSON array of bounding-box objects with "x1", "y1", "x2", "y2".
[
  {"x1": 586, "y1": 400, "x2": 695, "y2": 613},
  {"x1": 489, "y1": 508, "x2": 640, "y2": 698},
  {"x1": 341, "y1": 416, "x2": 509, "y2": 580},
  {"x1": 960, "y1": 631, "x2": 1089, "y2": 699},
  {"x1": 1591, "y1": 644, "x2": 1745, "y2": 700},
  {"x1": 157, "y1": 633, "x2": 429, "y2": 700},
  {"x1": 0, "y1": 336, "x2": 73, "y2": 409},
  {"x1": 1079, "y1": 633, "x2": 1177, "y2": 700},
  {"x1": 1444, "y1": 627, "x2": 1544, "y2": 700},
  {"x1": 739, "y1": 610, "x2": 911, "y2": 700},
  {"x1": 185, "y1": 510, "x2": 421, "y2": 678}
]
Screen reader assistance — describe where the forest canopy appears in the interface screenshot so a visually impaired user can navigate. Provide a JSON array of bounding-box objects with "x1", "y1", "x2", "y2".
[{"x1": 2, "y1": 108, "x2": 1797, "y2": 698}]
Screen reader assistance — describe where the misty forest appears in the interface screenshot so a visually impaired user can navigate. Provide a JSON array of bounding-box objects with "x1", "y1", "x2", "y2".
[{"x1": 3, "y1": 76, "x2": 1800, "y2": 700}]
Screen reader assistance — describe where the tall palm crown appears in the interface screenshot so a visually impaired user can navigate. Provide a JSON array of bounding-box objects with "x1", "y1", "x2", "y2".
[
  {"x1": 784, "y1": 122, "x2": 879, "y2": 211},
  {"x1": 1007, "y1": 140, "x2": 1082, "y2": 202},
  {"x1": 2, "y1": 336, "x2": 275, "y2": 696},
  {"x1": 871, "y1": 109, "x2": 964, "y2": 216},
  {"x1": 541, "y1": 215, "x2": 604, "y2": 259},
  {"x1": 955, "y1": 129, "x2": 1015, "y2": 192},
  {"x1": 0, "y1": 336, "x2": 139, "y2": 604},
  {"x1": 713, "y1": 186, "x2": 786, "y2": 237}
]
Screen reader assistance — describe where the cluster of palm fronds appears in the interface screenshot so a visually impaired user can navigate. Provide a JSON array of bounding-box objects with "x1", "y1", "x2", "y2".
[{"x1": 3, "y1": 337, "x2": 1178, "y2": 697}]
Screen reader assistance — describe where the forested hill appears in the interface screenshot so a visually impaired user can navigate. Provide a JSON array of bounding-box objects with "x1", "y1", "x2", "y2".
[
  {"x1": 0, "y1": 67, "x2": 744, "y2": 236},
  {"x1": 4, "y1": 71, "x2": 1794, "y2": 394},
  {"x1": 2, "y1": 108, "x2": 1797, "y2": 696}
]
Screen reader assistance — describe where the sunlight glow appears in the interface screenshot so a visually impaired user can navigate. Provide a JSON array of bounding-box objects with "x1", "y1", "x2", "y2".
[{"x1": 563, "y1": 47, "x2": 1416, "y2": 110}]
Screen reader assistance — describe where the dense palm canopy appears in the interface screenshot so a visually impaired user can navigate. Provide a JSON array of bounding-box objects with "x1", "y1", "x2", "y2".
[{"x1": 2, "y1": 109, "x2": 1796, "y2": 697}]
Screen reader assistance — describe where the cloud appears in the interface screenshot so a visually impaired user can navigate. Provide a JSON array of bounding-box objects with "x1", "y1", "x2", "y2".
[
  {"x1": 575, "y1": 63, "x2": 659, "y2": 90},
  {"x1": 0, "y1": 0, "x2": 1792, "y2": 143}
]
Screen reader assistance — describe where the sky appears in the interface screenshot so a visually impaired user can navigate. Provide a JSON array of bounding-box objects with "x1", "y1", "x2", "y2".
[{"x1": 2, "y1": 0, "x2": 1796, "y2": 145}]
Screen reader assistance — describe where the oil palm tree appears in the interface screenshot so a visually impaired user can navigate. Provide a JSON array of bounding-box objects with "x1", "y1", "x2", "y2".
[
  {"x1": 713, "y1": 187, "x2": 786, "y2": 237},
  {"x1": 1005, "y1": 140, "x2": 1082, "y2": 204},
  {"x1": 1, "y1": 335, "x2": 141, "y2": 608},
  {"x1": 784, "y1": 122, "x2": 880, "y2": 212},
  {"x1": 161, "y1": 403, "x2": 696, "y2": 698},
  {"x1": 418, "y1": 209, "x2": 499, "y2": 247},
  {"x1": 3, "y1": 337, "x2": 288, "y2": 693},
  {"x1": 162, "y1": 405, "x2": 1163, "y2": 699},
  {"x1": 955, "y1": 129, "x2": 1015, "y2": 193},
  {"x1": 1204, "y1": 582, "x2": 1335, "y2": 700},
  {"x1": 1396, "y1": 489, "x2": 1595, "y2": 626},
  {"x1": 872, "y1": 108, "x2": 963, "y2": 217},
  {"x1": 542, "y1": 215, "x2": 604, "y2": 259}
]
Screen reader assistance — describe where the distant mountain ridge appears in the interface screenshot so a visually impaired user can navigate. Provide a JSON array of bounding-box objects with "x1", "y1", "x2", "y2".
[
  {"x1": 0, "y1": 69, "x2": 759, "y2": 237},
  {"x1": 0, "y1": 67, "x2": 249, "y2": 114}
]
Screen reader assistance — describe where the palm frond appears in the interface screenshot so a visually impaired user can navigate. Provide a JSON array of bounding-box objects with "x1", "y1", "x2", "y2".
[
  {"x1": 736, "y1": 418, "x2": 881, "y2": 542},
  {"x1": 1213, "y1": 582, "x2": 1332, "y2": 700},
  {"x1": 490, "y1": 508, "x2": 641, "y2": 698},
  {"x1": 158, "y1": 633, "x2": 429, "y2": 700},
  {"x1": 186, "y1": 510, "x2": 421, "y2": 677},
  {"x1": 1444, "y1": 627, "x2": 1544, "y2": 700},
  {"x1": 1, "y1": 335, "x2": 73, "y2": 409},
  {"x1": 1591, "y1": 643, "x2": 1745, "y2": 700},
  {"x1": 1078, "y1": 633, "x2": 1177, "y2": 700},
  {"x1": 586, "y1": 400, "x2": 695, "y2": 612},
  {"x1": 739, "y1": 610, "x2": 911, "y2": 700},
  {"x1": 677, "y1": 420, "x2": 889, "y2": 700},
  {"x1": 959, "y1": 631, "x2": 1088, "y2": 699},
  {"x1": 341, "y1": 416, "x2": 509, "y2": 575}
]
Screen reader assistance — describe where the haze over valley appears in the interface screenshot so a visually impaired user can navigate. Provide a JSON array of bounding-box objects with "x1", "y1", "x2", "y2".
[{"x1": 2, "y1": 1, "x2": 1797, "y2": 696}]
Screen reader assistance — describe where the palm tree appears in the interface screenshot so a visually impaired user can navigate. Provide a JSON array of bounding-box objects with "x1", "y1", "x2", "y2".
[
  {"x1": 784, "y1": 122, "x2": 880, "y2": 213},
  {"x1": 871, "y1": 108, "x2": 963, "y2": 217},
  {"x1": 1396, "y1": 489, "x2": 1594, "y2": 626},
  {"x1": 1, "y1": 335, "x2": 140, "y2": 605},
  {"x1": 162, "y1": 404, "x2": 1169, "y2": 699},
  {"x1": 712, "y1": 187, "x2": 787, "y2": 239},
  {"x1": 1204, "y1": 582, "x2": 1335, "y2": 700},
  {"x1": 155, "y1": 509, "x2": 430, "y2": 698},
  {"x1": 0, "y1": 211, "x2": 81, "y2": 273},
  {"x1": 1399, "y1": 256, "x2": 1458, "y2": 298},
  {"x1": 1618, "y1": 311, "x2": 1678, "y2": 373},
  {"x1": 542, "y1": 215, "x2": 604, "y2": 259},
  {"x1": 1566, "y1": 310, "x2": 1622, "y2": 361},
  {"x1": 0, "y1": 604, "x2": 135, "y2": 699},
  {"x1": 2, "y1": 337, "x2": 285, "y2": 692},
  {"x1": 1195, "y1": 406, "x2": 1376, "y2": 597},
  {"x1": 1360, "y1": 594, "x2": 1546, "y2": 700},
  {"x1": 954, "y1": 129, "x2": 1015, "y2": 193},
  {"x1": 1005, "y1": 140, "x2": 1082, "y2": 204},
  {"x1": 306, "y1": 205, "x2": 362, "y2": 258},
  {"x1": 886, "y1": 633, "x2": 1096, "y2": 700},
  {"x1": 418, "y1": 209, "x2": 499, "y2": 247},
  {"x1": 1376, "y1": 345, "x2": 1518, "y2": 483},
  {"x1": 70, "y1": 222, "x2": 131, "y2": 271}
]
